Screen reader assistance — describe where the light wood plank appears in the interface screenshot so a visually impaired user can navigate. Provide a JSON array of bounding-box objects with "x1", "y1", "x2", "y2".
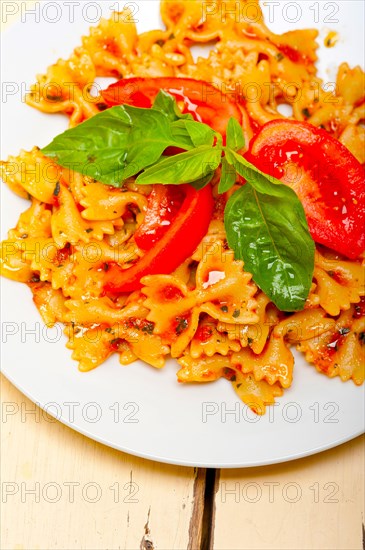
[
  {"x1": 213, "y1": 435, "x2": 364, "y2": 550},
  {"x1": 0, "y1": 374, "x2": 205, "y2": 550}
]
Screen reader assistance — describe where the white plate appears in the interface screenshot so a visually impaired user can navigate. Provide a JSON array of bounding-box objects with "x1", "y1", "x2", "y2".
[{"x1": 1, "y1": 1, "x2": 364, "y2": 468}]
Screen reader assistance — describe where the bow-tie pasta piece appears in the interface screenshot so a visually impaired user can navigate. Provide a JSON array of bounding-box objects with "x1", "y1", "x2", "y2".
[
  {"x1": 297, "y1": 306, "x2": 365, "y2": 385},
  {"x1": 177, "y1": 353, "x2": 284, "y2": 415},
  {"x1": 30, "y1": 283, "x2": 68, "y2": 326},
  {"x1": 0, "y1": 148, "x2": 60, "y2": 203},
  {"x1": 195, "y1": 241, "x2": 258, "y2": 325},
  {"x1": 81, "y1": 8, "x2": 137, "y2": 77},
  {"x1": 51, "y1": 185, "x2": 115, "y2": 248},
  {"x1": 142, "y1": 275, "x2": 196, "y2": 335},
  {"x1": 142, "y1": 274, "x2": 201, "y2": 358},
  {"x1": 177, "y1": 354, "x2": 232, "y2": 382},
  {"x1": 231, "y1": 328, "x2": 294, "y2": 389},
  {"x1": 23, "y1": 238, "x2": 63, "y2": 283},
  {"x1": 8, "y1": 200, "x2": 52, "y2": 240},
  {"x1": 190, "y1": 316, "x2": 240, "y2": 359},
  {"x1": 314, "y1": 268, "x2": 362, "y2": 316},
  {"x1": 217, "y1": 292, "x2": 272, "y2": 354},
  {"x1": 80, "y1": 183, "x2": 147, "y2": 222},
  {"x1": 65, "y1": 295, "x2": 170, "y2": 370},
  {"x1": 26, "y1": 47, "x2": 98, "y2": 126},
  {"x1": 1, "y1": 239, "x2": 34, "y2": 283},
  {"x1": 64, "y1": 297, "x2": 148, "y2": 326},
  {"x1": 66, "y1": 324, "x2": 115, "y2": 371},
  {"x1": 312, "y1": 251, "x2": 365, "y2": 316},
  {"x1": 115, "y1": 321, "x2": 170, "y2": 369},
  {"x1": 314, "y1": 250, "x2": 365, "y2": 315},
  {"x1": 191, "y1": 220, "x2": 227, "y2": 263},
  {"x1": 231, "y1": 371, "x2": 283, "y2": 416},
  {"x1": 277, "y1": 307, "x2": 336, "y2": 344},
  {"x1": 142, "y1": 241, "x2": 259, "y2": 357}
]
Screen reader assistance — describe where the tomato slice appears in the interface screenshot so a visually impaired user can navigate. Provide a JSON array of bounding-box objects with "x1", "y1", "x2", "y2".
[
  {"x1": 247, "y1": 120, "x2": 365, "y2": 259},
  {"x1": 134, "y1": 185, "x2": 185, "y2": 251},
  {"x1": 102, "y1": 77, "x2": 242, "y2": 136},
  {"x1": 104, "y1": 184, "x2": 214, "y2": 293}
]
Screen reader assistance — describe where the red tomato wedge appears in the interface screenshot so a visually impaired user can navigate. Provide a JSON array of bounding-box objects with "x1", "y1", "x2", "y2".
[
  {"x1": 134, "y1": 185, "x2": 185, "y2": 251},
  {"x1": 102, "y1": 77, "x2": 242, "y2": 136},
  {"x1": 104, "y1": 184, "x2": 214, "y2": 293},
  {"x1": 247, "y1": 120, "x2": 365, "y2": 259}
]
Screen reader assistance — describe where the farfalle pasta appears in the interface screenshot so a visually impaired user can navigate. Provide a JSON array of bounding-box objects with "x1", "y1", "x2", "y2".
[{"x1": 1, "y1": 0, "x2": 364, "y2": 414}]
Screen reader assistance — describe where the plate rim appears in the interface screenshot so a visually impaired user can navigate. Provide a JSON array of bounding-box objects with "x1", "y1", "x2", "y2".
[{"x1": 2, "y1": 368, "x2": 363, "y2": 469}]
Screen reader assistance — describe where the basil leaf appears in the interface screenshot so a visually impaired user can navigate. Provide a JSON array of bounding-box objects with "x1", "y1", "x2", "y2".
[
  {"x1": 218, "y1": 157, "x2": 237, "y2": 193},
  {"x1": 153, "y1": 91, "x2": 216, "y2": 148},
  {"x1": 189, "y1": 171, "x2": 215, "y2": 190},
  {"x1": 136, "y1": 145, "x2": 222, "y2": 185},
  {"x1": 226, "y1": 118, "x2": 245, "y2": 152},
  {"x1": 41, "y1": 105, "x2": 192, "y2": 186},
  {"x1": 225, "y1": 184, "x2": 314, "y2": 311},
  {"x1": 152, "y1": 89, "x2": 193, "y2": 122},
  {"x1": 170, "y1": 123, "x2": 197, "y2": 151},
  {"x1": 172, "y1": 119, "x2": 216, "y2": 147},
  {"x1": 225, "y1": 149, "x2": 284, "y2": 192}
]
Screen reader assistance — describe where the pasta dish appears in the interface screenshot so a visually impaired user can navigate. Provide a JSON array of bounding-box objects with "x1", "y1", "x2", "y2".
[{"x1": 1, "y1": 0, "x2": 364, "y2": 415}]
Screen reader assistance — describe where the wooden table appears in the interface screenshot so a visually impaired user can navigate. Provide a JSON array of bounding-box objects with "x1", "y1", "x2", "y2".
[{"x1": 1, "y1": 374, "x2": 364, "y2": 549}]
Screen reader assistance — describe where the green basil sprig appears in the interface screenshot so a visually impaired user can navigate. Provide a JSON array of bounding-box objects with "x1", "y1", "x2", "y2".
[
  {"x1": 219, "y1": 157, "x2": 237, "y2": 194},
  {"x1": 224, "y1": 149, "x2": 314, "y2": 310},
  {"x1": 41, "y1": 91, "x2": 315, "y2": 311},
  {"x1": 136, "y1": 146, "x2": 222, "y2": 185}
]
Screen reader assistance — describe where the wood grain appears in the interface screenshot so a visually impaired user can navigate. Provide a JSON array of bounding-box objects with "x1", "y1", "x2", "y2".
[
  {"x1": 213, "y1": 435, "x2": 365, "y2": 550},
  {"x1": 0, "y1": 374, "x2": 204, "y2": 550},
  {"x1": 2, "y1": 373, "x2": 364, "y2": 550}
]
